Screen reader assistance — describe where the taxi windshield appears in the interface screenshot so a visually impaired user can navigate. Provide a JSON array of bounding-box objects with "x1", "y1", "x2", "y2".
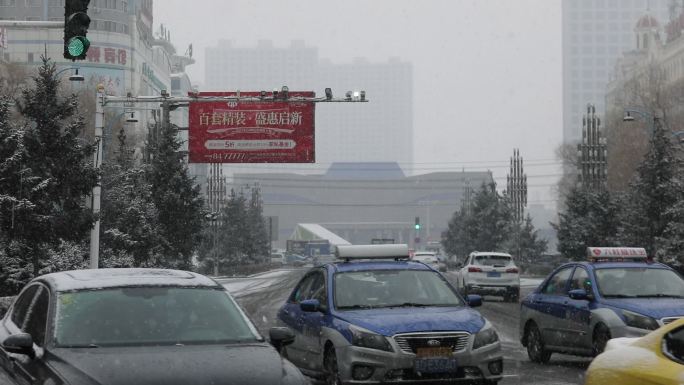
[
  {"x1": 595, "y1": 268, "x2": 684, "y2": 298},
  {"x1": 334, "y1": 269, "x2": 463, "y2": 309}
]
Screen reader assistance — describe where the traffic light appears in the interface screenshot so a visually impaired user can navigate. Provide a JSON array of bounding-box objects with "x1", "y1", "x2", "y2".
[
  {"x1": 64, "y1": 0, "x2": 91, "y2": 60},
  {"x1": 414, "y1": 216, "x2": 421, "y2": 230}
]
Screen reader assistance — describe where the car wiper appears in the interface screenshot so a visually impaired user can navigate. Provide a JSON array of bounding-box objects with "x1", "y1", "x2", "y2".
[
  {"x1": 384, "y1": 302, "x2": 430, "y2": 308},
  {"x1": 337, "y1": 304, "x2": 374, "y2": 310},
  {"x1": 634, "y1": 294, "x2": 684, "y2": 298},
  {"x1": 603, "y1": 294, "x2": 637, "y2": 298}
]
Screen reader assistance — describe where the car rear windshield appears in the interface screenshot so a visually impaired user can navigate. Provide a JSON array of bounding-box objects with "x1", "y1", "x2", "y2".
[
  {"x1": 334, "y1": 269, "x2": 463, "y2": 309},
  {"x1": 595, "y1": 268, "x2": 684, "y2": 298},
  {"x1": 54, "y1": 287, "x2": 260, "y2": 347},
  {"x1": 473, "y1": 255, "x2": 512, "y2": 267}
]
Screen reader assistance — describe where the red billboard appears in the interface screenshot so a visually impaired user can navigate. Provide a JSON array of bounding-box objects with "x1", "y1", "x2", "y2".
[{"x1": 188, "y1": 91, "x2": 315, "y2": 163}]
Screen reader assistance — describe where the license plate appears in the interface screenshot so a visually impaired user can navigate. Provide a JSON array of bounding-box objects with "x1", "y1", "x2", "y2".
[
  {"x1": 416, "y1": 347, "x2": 453, "y2": 358},
  {"x1": 487, "y1": 272, "x2": 501, "y2": 277},
  {"x1": 414, "y1": 357, "x2": 458, "y2": 373}
]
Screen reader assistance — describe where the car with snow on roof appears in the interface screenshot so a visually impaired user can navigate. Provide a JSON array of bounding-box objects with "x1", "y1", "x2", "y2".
[
  {"x1": 277, "y1": 244, "x2": 503, "y2": 384},
  {"x1": 520, "y1": 247, "x2": 684, "y2": 364},
  {"x1": 0, "y1": 268, "x2": 308, "y2": 385}
]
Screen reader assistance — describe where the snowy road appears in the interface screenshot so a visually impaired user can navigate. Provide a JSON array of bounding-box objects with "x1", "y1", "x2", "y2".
[{"x1": 218, "y1": 269, "x2": 587, "y2": 385}]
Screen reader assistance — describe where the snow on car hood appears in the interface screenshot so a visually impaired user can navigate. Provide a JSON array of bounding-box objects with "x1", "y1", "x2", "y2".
[
  {"x1": 600, "y1": 297, "x2": 684, "y2": 319},
  {"x1": 334, "y1": 306, "x2": 485, "y2": 336},
  {"x1": 48, "y1": 343, "x2": 295, "y2": 385}
]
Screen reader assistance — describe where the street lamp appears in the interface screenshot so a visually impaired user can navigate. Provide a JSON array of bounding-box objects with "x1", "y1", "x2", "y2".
[
  {"x1": 54, "y1": 66, "x2": 84, "y2": 82},
  {"x1": 622, "y1": 107, "x2": 658, "y2": 134}
]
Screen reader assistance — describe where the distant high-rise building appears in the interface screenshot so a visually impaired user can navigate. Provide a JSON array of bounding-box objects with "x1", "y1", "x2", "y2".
[
  {"x1": 562, "y1": 0, "x2": 669, "y2": 143},
  {"x1": 204, "y1": 40, "x2": 413, "y2": 170}
]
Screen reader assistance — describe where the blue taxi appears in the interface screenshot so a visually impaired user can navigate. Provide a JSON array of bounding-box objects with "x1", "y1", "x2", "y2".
[
  {"x1": 520, "y1": 247, "x2": 684, "y2": 363},
  {"x1": 277, "y1": 244, "x2": 503, "y2": 384}
]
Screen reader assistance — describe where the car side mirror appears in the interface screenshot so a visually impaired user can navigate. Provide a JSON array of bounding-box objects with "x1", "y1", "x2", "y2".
[
  {"x1": 300, "y1": 299, "x2": 320, "y2": 313},
  {"x1": 2, "y1": 333, "x2": 35, "y2": 358},
  {"x1": 568, "y1": 289, "x2": 591, "y2": 301},
  {"x1": 466, "y1": 294, "x2": 482, "y2": 308},
  {"x1": 269, "y1": 327, "x2": 295, "y2": 352}
]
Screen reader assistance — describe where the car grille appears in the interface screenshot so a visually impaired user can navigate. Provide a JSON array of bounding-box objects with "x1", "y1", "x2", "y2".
[
  {"x1": 661, "y1": 317, "x2": 682, "y2": 325},
  {"x1": 394, "y1": 332, "x2": 471, "y2": 354}
]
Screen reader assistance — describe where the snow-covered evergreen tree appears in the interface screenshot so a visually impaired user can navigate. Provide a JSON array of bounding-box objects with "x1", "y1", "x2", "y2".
[
  {"x1": 470, "y1": 182, "x2": 513, "y2": 251},
  {"x1": 147, "y1": 117, "x2": 204, "y2": 269},
  {"x1": 509, "y1": 214, "x2": 548, "y2": 261},
  {"x1": 553, "y1": 188, "x2": 621, "y2": 260},
  {"x1": 0, "y1": 58, "x2": 97, "y2": 295},
  {"x1": 246, "y1": 186, "x2": 270, "y2": 263},
  {"x1": 619, "y1": 120, "x2": 684, "y2": 256}
]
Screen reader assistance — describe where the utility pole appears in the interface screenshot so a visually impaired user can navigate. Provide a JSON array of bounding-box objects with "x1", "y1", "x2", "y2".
[{"x1": 578, "y1": 104, "x2": 607, "y2": 191}]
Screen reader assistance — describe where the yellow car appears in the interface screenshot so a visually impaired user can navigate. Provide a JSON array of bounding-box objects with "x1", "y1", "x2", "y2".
[{"x1": 585, "y1": 317, "x2": 684, "y2": 385}]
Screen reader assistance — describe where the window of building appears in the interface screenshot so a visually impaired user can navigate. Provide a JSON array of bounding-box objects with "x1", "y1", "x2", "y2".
[
  {"x1": 0, "y1": 0, "x2": 17, "y2": 6},
  {"x1": 49, "y1": 0, "x2": 64, "y2": 6},
  {"x1": 28, "y1": 52, "x2": 34, "y2": 63},
  {"x1": 25, "y1": 0, "x2": 40, "y2": 6}
]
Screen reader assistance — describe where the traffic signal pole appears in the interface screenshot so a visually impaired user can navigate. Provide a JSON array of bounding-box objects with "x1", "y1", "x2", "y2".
[{"x1": 90, "y1": 87, "x2": 104, "y2": 269}]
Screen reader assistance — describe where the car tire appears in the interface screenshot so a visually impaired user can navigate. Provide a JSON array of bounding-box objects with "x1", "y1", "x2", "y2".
[
  {"x1": 592, "y1": 323, "x2": 611, "y2": 356},
  {"x1": 482, "y1": 380, "x2": 500, "y2": 385},
  {"x1": 526, "y1": 323, "x2": 551, "y2": 364},
  {"x1": 324, "y1": 345, "x2": 342, "y2": 385}
]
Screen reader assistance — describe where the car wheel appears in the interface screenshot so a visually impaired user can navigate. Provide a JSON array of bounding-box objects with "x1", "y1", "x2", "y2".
[
  {"x1": 482, "y1": 380, "x2": 500, "y2": 385},
  {"x1": 324, "y1": 345, "x2": 342, "y2": 385},
  {"x1": 592, "y1": 323, "x2": 611, "y2": 356},
  {"x1": 526, "y1": 323, "x2": 551, "y2": 364}
]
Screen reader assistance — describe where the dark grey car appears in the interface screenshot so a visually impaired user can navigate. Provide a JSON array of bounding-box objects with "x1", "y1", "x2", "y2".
[{"x1": 0, "y1": 268, "x2": 307, "y2": 385}]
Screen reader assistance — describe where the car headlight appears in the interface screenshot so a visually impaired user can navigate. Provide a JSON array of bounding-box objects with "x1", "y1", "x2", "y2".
[
  {"x1": 349, "y1": 325, "x2": 393, "y2": 352},
  {"x1": 622, "y1": 310, "x2": 659, "y2": 330},
  {"x1": 473, "y1": 321, "x2": 499, "y2": 350}
]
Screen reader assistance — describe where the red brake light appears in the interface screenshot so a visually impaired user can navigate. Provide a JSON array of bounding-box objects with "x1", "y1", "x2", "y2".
[
  {"x1": 468, "y1": 267, "x2": 483, "y2": 273},
  {"x1": 506, "y1": 267, "x2": 519, "y2": 273}
]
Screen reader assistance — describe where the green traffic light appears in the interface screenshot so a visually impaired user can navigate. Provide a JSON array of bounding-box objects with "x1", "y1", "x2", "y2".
[
  {"x1": 415, "y1": 224, "x2": 421, "y2": 230},
  {"x1": 67, "y1": 36, "x2": 89, "y2": 57}
]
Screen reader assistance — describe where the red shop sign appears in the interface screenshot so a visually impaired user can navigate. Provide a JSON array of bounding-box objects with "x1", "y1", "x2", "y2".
[{"x1": 188, "y1": 91, "x2": 315, "y2": 163}]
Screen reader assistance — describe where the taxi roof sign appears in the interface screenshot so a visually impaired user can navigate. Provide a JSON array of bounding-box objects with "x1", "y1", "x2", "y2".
[
  {"x1": 587, "y1": 247, "x2": 648, "y2": 261},
  {"x1": 336, "y1": 244, "x2": 410, "y2": 261}
]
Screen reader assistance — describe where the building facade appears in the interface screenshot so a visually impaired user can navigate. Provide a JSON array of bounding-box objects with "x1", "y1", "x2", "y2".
[
  {"x1": 204, "y1": 40, "x2": 414, "y2": 171},
  {"x1": 605, "y1": 8, "x2": 684, "y2": 190},
  {"x1": 562, "y1": 0, "x2": 669, "y2": 143},
  {"x1": 233, "y1": 162, "x2": 493, "y2": 249}
]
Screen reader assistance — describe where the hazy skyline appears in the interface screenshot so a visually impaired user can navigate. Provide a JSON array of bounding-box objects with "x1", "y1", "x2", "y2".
[{"x1": 155, "y1": 0, "x2": 563, "y2": 206}]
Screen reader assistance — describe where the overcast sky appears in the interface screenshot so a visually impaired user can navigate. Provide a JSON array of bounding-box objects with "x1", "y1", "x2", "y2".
[{"x1": 155, "y1": 0, "x2": 562, "y2": 206}]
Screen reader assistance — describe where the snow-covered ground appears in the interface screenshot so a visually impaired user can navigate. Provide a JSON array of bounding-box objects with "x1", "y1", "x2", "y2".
[
  {"x1": 520, "y1": 277, "x2": 544, "y2": 288},
  {"x1": 217, "y1": 268, "x2": 300, "y2": 297}
]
